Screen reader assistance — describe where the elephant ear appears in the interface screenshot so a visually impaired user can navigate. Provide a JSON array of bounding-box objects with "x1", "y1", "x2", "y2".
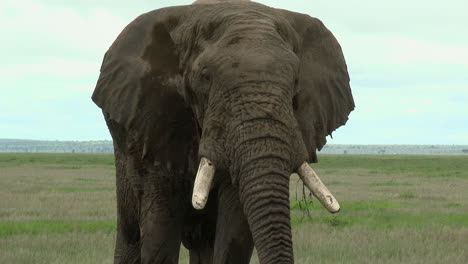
[
  {"x1": 280, "y1": 11, "x2": 355, "y2": 162},
  {"x1": 92, "y1": 10, "x2": 196, "y2": 165}
]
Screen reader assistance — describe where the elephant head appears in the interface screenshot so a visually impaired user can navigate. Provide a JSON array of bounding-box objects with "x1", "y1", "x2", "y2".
[{"x1": 92, "y1": 1, "x2": 354, "y2": 263}]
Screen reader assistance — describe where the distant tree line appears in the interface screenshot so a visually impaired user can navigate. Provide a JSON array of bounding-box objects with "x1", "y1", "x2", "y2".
[
  {"x1": 1, "y1": 139, "x2": 467, "y2": 154},
  {"x1": 320, "y1": 144, "x2": 468, "y2": 155},
  {"x1": 0, "y1": 139, "x2": 114, "y2": 153}
]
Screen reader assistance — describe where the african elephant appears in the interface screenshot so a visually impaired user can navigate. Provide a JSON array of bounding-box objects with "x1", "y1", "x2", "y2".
[{"x1": 92, "y1": 0, "x2": 354, "y2": 263}]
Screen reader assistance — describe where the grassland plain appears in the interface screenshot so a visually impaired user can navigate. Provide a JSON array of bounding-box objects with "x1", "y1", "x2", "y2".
[{"x1": 0, "y1": 153, "x2": 467, "y2": 264}]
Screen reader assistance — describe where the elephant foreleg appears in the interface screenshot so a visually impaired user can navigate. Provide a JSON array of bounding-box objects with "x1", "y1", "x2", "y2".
[
  {"x1": 213, "y1": 183, "x2": 254, "y2": 264},
  {"x1": 115, "y1": 152, "x2": 184, "y2": 264},
  {"x1": 138, "y1": 173, "x2": 185, "y2": 264},
  {"x1": 114, "y1": 152, "x2": 141, "y2": 264},
  {"x1": 184, "y1": 197, "x2": 217, "y2": 264},
  {"x1": 114, "y1": 232, "x2": 140, "y2": 264},
  {"x1": 139, "y1": 210, "x2": 183, "y2": 264},
  {"x1": 189, "y1": 242, "x2": 213, "y2": 264}
]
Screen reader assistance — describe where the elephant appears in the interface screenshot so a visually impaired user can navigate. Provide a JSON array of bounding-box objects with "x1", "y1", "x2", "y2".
[{"x1": 92, "y1": 0, "x2": 354, "y2": 263}]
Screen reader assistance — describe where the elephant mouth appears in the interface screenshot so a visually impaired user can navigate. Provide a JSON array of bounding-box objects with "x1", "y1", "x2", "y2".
[{"x1": 191, "y1": 156, "x2": 340, "y2": 213}]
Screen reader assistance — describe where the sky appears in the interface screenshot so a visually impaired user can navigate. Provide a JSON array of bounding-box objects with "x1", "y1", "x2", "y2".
[{"x1": 1, "y1": 0, "x2": 467, "y2": 144}]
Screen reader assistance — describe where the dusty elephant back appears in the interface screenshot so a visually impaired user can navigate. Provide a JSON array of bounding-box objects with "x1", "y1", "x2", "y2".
[{"x1": 193, "y1": 0, "x2": 250, "y2": 4}]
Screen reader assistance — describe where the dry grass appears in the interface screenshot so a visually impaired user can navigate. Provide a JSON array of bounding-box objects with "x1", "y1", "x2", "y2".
[{"x1": 0, "y1": 153, "x2": 467, "y2": 263}]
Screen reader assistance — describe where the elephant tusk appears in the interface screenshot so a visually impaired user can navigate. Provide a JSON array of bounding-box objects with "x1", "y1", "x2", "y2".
[
  {"x1": 297, "y1": 162, "x2": 340, "y2": 213},
  {"x1": 192, "y1": 157, "x2": 215, "y2": 210}
]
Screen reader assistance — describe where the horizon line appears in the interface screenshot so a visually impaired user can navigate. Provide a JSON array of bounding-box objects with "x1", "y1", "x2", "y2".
[{"x1": 1, "y1": 138, "x2": 467, "y2": 146}]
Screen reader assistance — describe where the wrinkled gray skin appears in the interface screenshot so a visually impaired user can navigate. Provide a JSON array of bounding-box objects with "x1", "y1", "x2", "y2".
[{"x1": 92, "y1": 0, "x2": 354, "y2": 263}]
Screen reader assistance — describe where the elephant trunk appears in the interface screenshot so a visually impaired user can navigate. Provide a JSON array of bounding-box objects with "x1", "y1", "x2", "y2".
[
  {"x1": 229, "y1": 84, "x2": 297, "y2": 263},
  {"x1": 238, "y1": 152, "x2": 293, "y2": 263}
]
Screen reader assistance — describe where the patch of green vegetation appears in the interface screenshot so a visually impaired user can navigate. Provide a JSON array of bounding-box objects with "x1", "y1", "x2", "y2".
[
  {"x1": 0, "y1": 211, "x2": 13, "y2": 217},
  {"x1": 344, "y1": 200, "x2": 402, "y2": 210},
  {"x1": 0, "y1": 153, "x2": 114, "y2": 167},
  {"x1": 422, "y1": 196, "x2": 448, "y2": 201},
  {"x1": 399, "y1": 191, "x2": 416, "y2": 199},
  {"x1": 290, "y1": 200, "x2": 318, "y2": 210},
  {"x1": 23, "y1": 211, "x2": 42, "y2": 217},
  {"x1": 322, "y1": 215, "x2": 351, "y2": 227},
  {"x1": 290, "y1": 200, "x2": 401, "y2": 211},
  {"x1": 52, "y1": 187, "x2": 114, "y2": 193},
  {"x1": 314, "y1": 155, "x2": 468, "y2": 178},
  {"x1": 0, "y1": 220, "x2": 116, "y2": 237},
  {"x1": 446, "y1": 202, "x2": 463, "y2": 207},
  {"x1": 74, "y1": 178, "x2": 99, "y2": 182},
  {"x1": 369, "y1": 181, "x2": 412, "y2": 186},
  {"x1": 46, "y1": 165, "x2": 83, "y2": 170},
  {"x1": 292, "y1": 212, "x2": 468, "y2": 229},
  {"x1": 326, "y1": 180, "x2": 343, "y2": 185}
]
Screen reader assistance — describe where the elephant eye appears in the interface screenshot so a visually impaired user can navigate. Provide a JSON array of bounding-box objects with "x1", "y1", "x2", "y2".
[
  {"x1": 200, "y1": 68, "x2": 211, "y2": 82},
  {"x1": 293, "y1": 79, "x2": 300, "y2": 93},
  {"x1": 292, "y1": 95, "x2": 299, "y2": 110},
  {"x1": 292, "y1": 79, "x2": 300, "y2": 110}
]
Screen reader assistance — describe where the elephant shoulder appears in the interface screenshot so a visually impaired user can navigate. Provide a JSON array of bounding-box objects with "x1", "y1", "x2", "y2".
[
  {"x1": 92, "y1": 5, "x2": 199, "y2": 166},
  {"x1": 92, "y1": 6, "x2": 191, "y2": 126}
]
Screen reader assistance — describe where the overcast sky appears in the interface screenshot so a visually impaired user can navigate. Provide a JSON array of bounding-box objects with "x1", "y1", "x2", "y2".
[{"x1": 1, "y1": 0, "x2": 467, "y2": 144}]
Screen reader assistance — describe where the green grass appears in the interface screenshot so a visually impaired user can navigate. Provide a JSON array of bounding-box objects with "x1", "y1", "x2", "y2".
[
  {"x1": 314, "y1": 155, "x2": 468, "y2": 178},
  {"x1": 1, "y1": 153, "x2": 467, "y2": 264},
  {"x1": 446, "y1": 202, "x2": 463, "y2": 207},
  {"x1": 0, "y1": 153, "x2": 114, "y2": 167},
  {"x1": 292, "y1": 211, "x2": 468, "y2": 229},
  {"x1": 0, "y1": 220, "x2": 116, "y2": 237},
  {"x1": 291, "y1": 200, "x2": 402, "y2": 211},
  {"x1": 52, "y1": 187, "x2": 114, "y2": 192},
  {"x1": 290, "y1": 199, "x2": 468, "y2": 229},
  {"x1": 369, "y1": 181, "x2": 413, "y2": 186},
  {"x1": 398, "y1": 191, "x2": 416, "y2": 199}
]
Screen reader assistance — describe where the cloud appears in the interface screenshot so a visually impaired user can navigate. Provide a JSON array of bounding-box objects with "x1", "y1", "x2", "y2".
[
  {"x1": 343, "y1": 34, "x2": 468, "y2": 66},
  {"x1": 448, "y1": 132, "x2": 468, "y2": 142},
  {"x1": 1, "y1": 0, "x2": 127, "y2": 58},
  {"x1": 406, "y1": 108, "x2": 423, "y2": 113},
  {"x1": 1, "y1": 57, "x2": 100, "y2": 79}
]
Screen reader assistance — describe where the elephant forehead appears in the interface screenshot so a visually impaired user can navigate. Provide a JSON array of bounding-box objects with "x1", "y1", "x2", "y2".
[{"x1": 176, "y1": 3, "x2": 282, "y2": 42}]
